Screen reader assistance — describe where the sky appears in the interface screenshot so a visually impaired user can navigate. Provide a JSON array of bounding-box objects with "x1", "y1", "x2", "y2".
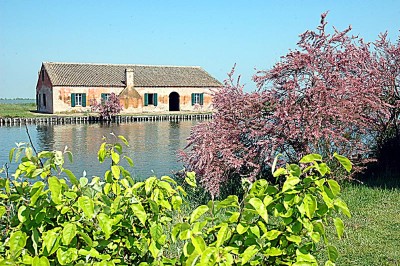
[{"x1": 0, "y1": 0, "x2": 399, "y2": 98}]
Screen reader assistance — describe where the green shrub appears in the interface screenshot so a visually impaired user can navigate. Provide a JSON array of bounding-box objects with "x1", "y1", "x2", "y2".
[
  {"x1": 0, "y1": 137, "x2": 351, "y2": 265},
  {"x1": 172, "y1": 153, "x2": 352, "y2": 265}
]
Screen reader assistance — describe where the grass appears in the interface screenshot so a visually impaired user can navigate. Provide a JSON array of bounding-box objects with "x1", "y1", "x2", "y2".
[
  {"x1": 316, "y1": 181, "x2": 400, "y2": 265},
  {"x1": 0, "y1": 103, "x2": 38, "y2": 118}
]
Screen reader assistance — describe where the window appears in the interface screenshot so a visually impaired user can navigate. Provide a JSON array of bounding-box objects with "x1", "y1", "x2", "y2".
[
  {"x1": 75, "y1": 94, "x2": 82, "y2": 106},
  {"x1": 101, "y1": 93, "x2": 110, "y2": 104},
  {"x1": 144, "y1": 93, "x2": 158, "y2": 106},
  {"x1": 42, "y1": 94, "x2": 46, "y2": 107},
  {"x1": 71, "y1": 93, "x2": 86, "y2": 107},
  {"x1": 191, "y1": 93, "x2": 204, "y2": 105},
  {"x1": 41, "y1": 70, "x2": 45, "y2": 82}
]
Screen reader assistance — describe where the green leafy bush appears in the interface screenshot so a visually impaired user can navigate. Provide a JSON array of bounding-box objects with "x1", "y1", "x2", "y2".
[
  {"x1": 0, "y1": 137, "x2": 351, "y2": 265},
  {"x1": 172, "y1": 153, "x2": 351, "y2": 265}
]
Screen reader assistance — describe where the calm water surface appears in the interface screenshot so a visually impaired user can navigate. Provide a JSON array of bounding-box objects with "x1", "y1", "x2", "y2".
[{"x1": 0, "y1": 121, "x2": 199, "y2": 179}]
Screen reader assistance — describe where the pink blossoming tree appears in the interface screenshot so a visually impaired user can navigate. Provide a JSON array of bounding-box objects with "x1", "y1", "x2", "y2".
[
  {"x1": 181, "y1": 12, "x2": 399, "y2": 197},
  {"x1": 91, "y1": 93, "x2": 123, "y2": 121}
]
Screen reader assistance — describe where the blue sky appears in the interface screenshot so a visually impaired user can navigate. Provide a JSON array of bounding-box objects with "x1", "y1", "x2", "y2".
[{"x1": 0, "y1": 0, "x2": 399, "y2": 98}]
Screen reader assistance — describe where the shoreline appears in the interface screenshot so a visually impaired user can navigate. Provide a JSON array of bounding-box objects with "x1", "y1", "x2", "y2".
[{"x1": 0, "y1": 112, "x2": 213, "y2": 126}]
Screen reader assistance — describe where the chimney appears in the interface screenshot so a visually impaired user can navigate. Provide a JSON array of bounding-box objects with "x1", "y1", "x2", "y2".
[{"x1": 125, "y1": 68, "x2": 134, "y2": 88}]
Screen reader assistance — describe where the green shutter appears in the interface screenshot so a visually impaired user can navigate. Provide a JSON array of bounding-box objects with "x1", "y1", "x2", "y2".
[
  {"x1": 144, "y1": 93, "x2": 148, "y2": 106},
  {"x1": 101, "y1": 93, "x2": 106, "y2": 104},
  {"x1": 191, "y1": 93, "x2": 195, "y2": 106},
  {"x1": 200, "y1": 93, "x2": 204, "y2": 105},
  {"x1": 154, "y1": 93, "x2": 158, "y2": 106},
  {"x1": 71, "y1": 93, "x2": 75, "y2": 107},
  {"x1": 82, "y1": 93, "x2": 87, "y2": 107}
]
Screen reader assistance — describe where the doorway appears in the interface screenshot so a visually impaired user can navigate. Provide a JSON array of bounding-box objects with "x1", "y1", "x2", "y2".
[{"x1": 169, "y1": 92, "x2": 180, "y2": 111}]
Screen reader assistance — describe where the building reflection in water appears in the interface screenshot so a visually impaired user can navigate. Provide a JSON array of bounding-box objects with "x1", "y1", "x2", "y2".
[{"x1": 31, "y1": 120, "x2": 200, "y2": 180}]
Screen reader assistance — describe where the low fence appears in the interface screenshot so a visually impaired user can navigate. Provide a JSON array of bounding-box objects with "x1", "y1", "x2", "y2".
[{"x1": 0, "y1": 113, "x2": 213, "y2": 126}]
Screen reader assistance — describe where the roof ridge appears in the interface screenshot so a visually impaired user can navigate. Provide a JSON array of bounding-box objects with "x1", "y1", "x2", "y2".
[{"x1": 43, "y1": 62, "x2": 202, "y2": 68}]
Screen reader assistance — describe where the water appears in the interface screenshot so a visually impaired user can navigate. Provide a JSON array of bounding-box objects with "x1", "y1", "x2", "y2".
[
  {"x1": 0, "y1": 120, "x2": 199, "y2": 179},
  {"x1": 0, "y1": 99, "x2": 35, "y2": 104}
]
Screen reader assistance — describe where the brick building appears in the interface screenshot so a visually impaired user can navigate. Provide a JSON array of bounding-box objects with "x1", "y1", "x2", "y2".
[{"x1": 36, "y1": 62, "x2": 222, "y2": 113}]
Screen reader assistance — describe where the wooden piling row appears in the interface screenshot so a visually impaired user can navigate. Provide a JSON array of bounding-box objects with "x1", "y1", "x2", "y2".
[{"x1": 0, "y1": 113, "x2": 213, "y2": 126}]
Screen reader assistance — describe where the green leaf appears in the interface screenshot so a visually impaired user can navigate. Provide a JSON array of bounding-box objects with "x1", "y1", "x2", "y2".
[
  {"x1": 286, "y1": 234, "x2": 302, "y2": 244},
  {"x1": 32, "y1": 256, "x2": 50, "y2": 266},
  {"x1": 97, "y1": 142, "x2": 106, "y2": 163},
  {"x1": 191, "y1": 235, "x2": 206, "y2": 254},
  {"x1": 48, "y1": 176, "x2": 62, "y2": 204},
  {"x1": 145, "y1": 176, "x2": 157, "y2": 194},
  {"x1": 288, "y1": 163, "x2": 301, "y2": 177},
  {"x1": 111, "y1": 151, "x2": 120, "y2": 164},
  {"x1": 97, "y1": 213, "x2": 113, "y2": 240},
  {"x1": 149, "y1": 240, "x2": 160, "y2": 259},
  {"x1": 62, "y1": 169, "x2": 79, "y2": 186},
  {"x1": 190, "y1": 205, "x2": 209, "y2": 223},
  {"x1": 300, "y1": 154, "x2": 322, "y2": 163},
  {"x1": 79, "y1": 177, "x2": 88, "y2": 187},
  {"x1": 248, "y1": 197, "x2": 268, "y2": 223},
  {"x1": 131, "y1": 202, "x2": 147, "y2": 226},
  {"x1": 229, "y1": 211, "x2": 240, "y2": 223},
  {"x1": 327, "y1": 179, "x2": 340, "y2": 197},
  {"x1": 9, "y1": 147, "x2": 15, "y2": 162},
  {"x1": 150, "y1": 223, "x2": 164, "y2": 243},
  {"x1": 56, "y1": 247, "x2": 78, "y2": 265},
  {"x1": 250, "y1": 225, "x2": 260, "y2": 238},
  {"x1": 25, "y1": 147, "x2": 33, "y2": 160},
  {"x1": 42, "y1": 229, "x2": 60, "y2": 255},
  {"x1": 316, "y1": 163, "x2": 330, "y2": 176},
  {"x1": 124, "y1": 156, "x2": 134, "y2": 167},
  {"x1": 32, "y1": 228, "x2": 40, "y2": 256},
  {"x1": 78, "y1": 196, "x2": 95, "y2": 219},
  {"x1": 62, "y1": 223, "x2": 77, "y2": 245},
  {"x1": 273, "y1": 167, "x2": 287, "y2": 177},
  {"x1": 303, "y1": 194, "x2": 317, "y2": 218},
  {"x1": 8, "y1": 231, "x2": 27, "y2": 258},
  {"x1": 17, "y1": 205, "x2": 28, "y2": 223},
  {"x1": 266, "y1": 247, "x2": 283, "y2": 256},
  {"x1": 65, "y1": 151, "x2": 73, "y2": 163},
  {"x1": 172, "y1": 195, "x2": 182, "y2": 210},
  {"x1": 216, "y1": 195, "x2": 239, "y2": 210},
  {"x1": 185, "y1": 171, "x2": 197, "y2": 187},
  {"x1": 295, "y1": 249, "x2": 317, "y2": 263},
  {"x1": 199, "y1": 247, "x2": 217, "y2": 265},
  {"x1": 31, "y1": 169, "x2": 43, "y2": 178},
  {"x1": 271, "y1": 154, "x2": 282, "y2": 174},
  {"x1": 216, "y1": 223, "x2": 229, "y2": 247},
  {"x1": 111, "y1": 165, "x2": 120, "y2": 179},
  {"x1": 236, "y1": 223, "x2": 249, "y2": 235},
  {"x1": 265, "y1": 230, "x2": 281, "y2": 240},
  {"x1": 333, "y1": 218, "x2": 344, "y2": 239},
  {"x1": 325, "y1": 260, "x2": 335, "y2": 266},
  {"x1": 333, "y1": 153, "x2": 352, "y2": 172},
  {"x1": 0, "y1": 206, "x2": 6, "y2": 217},
  {"x1": 334, "y1": 198, "x2": 351, "y2": 217},
  {"x1": 118, "y1": 135, "x2": 129, "y2": 146},
  {"x1": 29, "y1": 181, "x2": 45, "y2": 206},
  {"x1": 241, "y1": 245, "x2": 258, "y2": 265},
  {"x1": 77, "y1": 231, "x2": 93, "y2": 247},
  {"x1": 282, "y1": 176, "x2": 301, "y2": 192},
  {"x1": 327, "y1": 245, "x2": 339, "y2": 262}
]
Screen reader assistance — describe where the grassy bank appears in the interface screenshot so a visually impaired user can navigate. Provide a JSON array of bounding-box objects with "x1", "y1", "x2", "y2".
[
  {"x1": 0, "y1": 103, "x2": 38, "y2": 118},
  {"x1": 317, "y1": 182, "x2": 400, "y2": 265}
]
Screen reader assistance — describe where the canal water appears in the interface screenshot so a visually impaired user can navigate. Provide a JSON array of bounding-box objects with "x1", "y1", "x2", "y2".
[{"x1": 0, "y1": 120, "x2": 200, "y2": 180}]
